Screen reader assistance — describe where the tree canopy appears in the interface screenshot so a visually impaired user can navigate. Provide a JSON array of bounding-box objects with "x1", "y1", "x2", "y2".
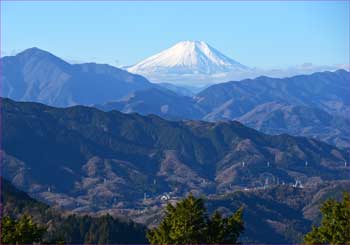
[
  {"x1": 53, "y1": 214, "x2": 147, "y2": 244},
  {"x1": 304, "y1": 192, "x2": 350, "y2": 244},
  {"x1": 1, "y1": 215, "x2": 46, "y2": 244},
  {"x1": 147, "y1": 193, "x2": 244, "y2": 244}
]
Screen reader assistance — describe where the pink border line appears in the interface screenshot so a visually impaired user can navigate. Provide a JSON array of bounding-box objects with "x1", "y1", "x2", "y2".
[
  {"x1": 0, "y1": 0, "x2": 349, "y2": 245},
  {"x1": 0, "y1": 0, "x2": 350, "y2": 2},
  {"x1": 0, "y1": 0, "x2": 3, "y2": 242}
]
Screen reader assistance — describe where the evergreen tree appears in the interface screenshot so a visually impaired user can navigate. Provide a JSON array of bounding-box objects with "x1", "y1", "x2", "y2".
[
  {"x1": 1, "y1": 216, "x2": 17, "y2": 244},
  {"x1": 207, "y1": 207, "x2": 244, "y2": 244},
  {"x1": 1, "y1": 215, "x2": 46, "y2": 244},
  {"x1": 53, "y1": 214, "x2": 147, "y2": 244},
  {"x1": 147, "y1": 193, "x2": 244, "y2": 244},
  {"x1": 304, "y1": 192, "x2": 350, "y2": 244}
]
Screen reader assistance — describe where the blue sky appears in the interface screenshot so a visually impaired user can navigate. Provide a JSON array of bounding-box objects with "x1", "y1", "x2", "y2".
[{"x1": 2, "y1": 1, "x2": 349, "y2": 68}]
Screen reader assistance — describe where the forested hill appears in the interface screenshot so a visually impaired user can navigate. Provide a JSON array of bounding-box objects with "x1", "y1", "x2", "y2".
[
  {"x1": 2, "y1": 98, "x2": 349, "y2": 212},
  {"x1": 1, "y1": 177, "x2": 148, "y2": 244}
]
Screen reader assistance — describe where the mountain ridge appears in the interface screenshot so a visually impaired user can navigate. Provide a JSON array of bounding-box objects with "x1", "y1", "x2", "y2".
[
  {"x1": 2, "y1": 47, "x2": 155, "y2": 107},
  {"x1": 3, "y1": 48, "x2": 350, "y2": 148},
  {"x1": 2, "y1": 98, "x2": 349, "y2": 214},
  {"x1": 98, "y1": 69, "x2": 350, "y2": 148}
]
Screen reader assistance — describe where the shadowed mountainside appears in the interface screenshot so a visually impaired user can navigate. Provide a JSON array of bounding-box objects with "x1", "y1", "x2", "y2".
[{"x1": 2, "y1": 98, "x2": 349, "y2": 213}]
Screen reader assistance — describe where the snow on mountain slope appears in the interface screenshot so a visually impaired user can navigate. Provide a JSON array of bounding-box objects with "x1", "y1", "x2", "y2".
[
  {"x1": 126, "y1": 41, "x2": 347, "y2": 86},
  {"x1": 127, "y1": 41, "x2": 249, "y2": 76}
]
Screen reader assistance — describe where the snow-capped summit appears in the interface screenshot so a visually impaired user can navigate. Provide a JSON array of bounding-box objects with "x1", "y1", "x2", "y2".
[{"x1": 127, "y1": 40, "x2": 249, "y2": 76}]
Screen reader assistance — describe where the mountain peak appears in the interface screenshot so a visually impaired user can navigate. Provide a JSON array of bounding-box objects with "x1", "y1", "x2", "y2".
[
  {"x1": 127, "y1": 40, "x2": 249, "y2": 76},
  {"x1": 16, "y1": 47, "x2": 53, "y2": 57},
  {"x1": 175, "y1": 40, "x2": 208, "y2": 47},
  {"x1": 12, "y1": 47, "x2": 71, "y2": 68}
]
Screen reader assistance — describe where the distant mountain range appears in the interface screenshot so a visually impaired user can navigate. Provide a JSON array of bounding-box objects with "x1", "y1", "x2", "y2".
[
  {"x1": 236, "y1": 102, "x2": 350, "y2": 148},
  {"x1": 2, "y1": 47, "x2": 154, "y2": 107},
  {"x1": 96, "y1": 87, "x2": 204, "y2": 120},
  {"x1": 2, "y1": 98, "x2": 349, "y2": 214},
  {"x1": 98, "y1": 70, "x2": 350, "y2": 148},
  {"x1": 2, "y1": 48, "x2": 350, "y2": 148},
  {"x1": 197, "y1": 70, "x2": 350, "y2": 120},
  {"x1": 195, "y1": 70, "x2": 350, "y2": 147}
]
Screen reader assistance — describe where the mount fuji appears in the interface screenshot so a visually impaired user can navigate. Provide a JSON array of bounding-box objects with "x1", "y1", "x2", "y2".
[
  {"x1": 126, "y1": 41, "x2": 250, "y2": 85},
  {"x1": 126, "y1": 41, "x2": 347, "y2": 86}
]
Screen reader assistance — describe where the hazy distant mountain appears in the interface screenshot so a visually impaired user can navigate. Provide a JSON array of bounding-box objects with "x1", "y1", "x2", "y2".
[
  {"x1": 99, "y1": 70, "x2": 350, "y2": 148},
  {"x1": 157, "y1": 82, "x2": 197, "y2": 96},
  {"x1": 236, "y1": 102, "x2": 350, "y2": 148},
  {"x1": 99, "y1": 70, "x2": 350, "y2": 123},
  {"x1": 197, "y1": 70, "x2": 350, "y2": 147},
  {"x1": 197, "y1": 70, "x2": 350, "y2": 120},
  {"x1": 2, "y1": 47, "x2": 154, "y2": 107},
  {"x1": 96, "y1": 87, "x2": 205, "y2": 120},
  {"x1": 2, "y1": 98, "x2": 349, "y2": 213}
]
